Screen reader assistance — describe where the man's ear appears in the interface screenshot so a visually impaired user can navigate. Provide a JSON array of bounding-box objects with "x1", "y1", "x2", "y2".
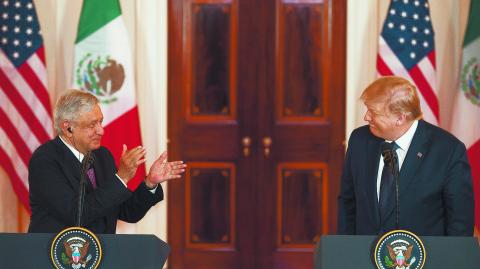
[
  {"x1": 63, "y1": 122, "x2": 73, "y2": 137},
  {"x1": 396, "y1": 114, "x2": 407, "y2": 126}
]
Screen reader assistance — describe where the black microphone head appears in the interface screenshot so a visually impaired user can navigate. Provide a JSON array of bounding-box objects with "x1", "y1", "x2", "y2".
[
  {"x1": 381, "y1": 141, "x2": 393, "y2": 154},
  {"x1": 381, "y1": 142, "x2": 400, "y2": 172},
  {"x1": 82, "y1": 151, "x2": 95, "y2": 168},
  {"x1": 88, "y1": 152, "x2": 95, "y2": 164},
  {"x1": 381, "y1": 142, "x2": 394, "y2": 164}
]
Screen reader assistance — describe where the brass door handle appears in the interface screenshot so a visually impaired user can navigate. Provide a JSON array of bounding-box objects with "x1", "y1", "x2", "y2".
[
  {"x1": 242, "y1": 136, "x2": 251, "y2": 157},
  {"x1": 263, "y1": 137, "x2": 272, "y2": 157}
]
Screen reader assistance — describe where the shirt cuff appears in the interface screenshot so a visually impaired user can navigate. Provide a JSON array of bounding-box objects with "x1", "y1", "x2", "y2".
[
  {"x1": 115, "y1": 174, "x2": 128, "y2": 188},
  {"x1": 146, "y1": 183, "x2": 158, "y2": 194},
  {"x1": 148, "y1": 184, "x2": 158, "y2": 194}
]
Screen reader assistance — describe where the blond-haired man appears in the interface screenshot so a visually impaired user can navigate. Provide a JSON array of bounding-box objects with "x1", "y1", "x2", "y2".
[{"x1": 337, "y1": 76, "x2": 474, "y2": 236}]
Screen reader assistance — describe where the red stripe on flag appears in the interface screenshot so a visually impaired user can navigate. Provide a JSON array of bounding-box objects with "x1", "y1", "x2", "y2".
[
  {"x1": 0, "y1": 147, "x2": 30, "y2": 212},
  {"x1": 0, "y1": 109, "x2": 31, "y2": 164},
  {"x1": 467, "y1": 140, "x2": 480, "y2": 230},
  {"x1": 37, "y1": 46, "x2": 46, "y2": 64},
  {"x1": 408, "y1": 65, "x2": 440, "y2": 120},
  {"x1": 0, "y1": 69, "x2": 50, "y2": 143},
  {"x1": 17, "y1": 60, "x2": 52, "y2": 115},
  {"x1": 102, "y1": 107, "x2": 145, "y2": 191},
  {"x1": 0, "y1": 2, "x2": 52, "y2": 213},
  {"x1": 377, "y1": 57, "x2": 395, "y2": 76},
  {"x1": 427, "y1": 51, "x2": 436, "y2": 68}
]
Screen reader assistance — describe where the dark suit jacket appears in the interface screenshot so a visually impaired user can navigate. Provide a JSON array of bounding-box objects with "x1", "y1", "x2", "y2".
[
  {"x1": 337, "y1": 120, "x2": 474, "y2": 236},
  {"x1": 28, "y1": 136, "x2": 164, "y2": 234}
]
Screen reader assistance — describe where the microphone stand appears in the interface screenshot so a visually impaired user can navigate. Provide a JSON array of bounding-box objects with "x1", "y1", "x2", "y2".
[
  {"x1": 391, "y1": 151, "x2": 400, "y2": 230},
  {"x1": 76, "y1": 151, "x2": 92, "y2": 227}
]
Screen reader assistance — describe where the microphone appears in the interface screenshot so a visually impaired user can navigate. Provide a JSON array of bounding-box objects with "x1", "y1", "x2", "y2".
[
  {"x1": 381, "y1": 142, "x2": 400, "y2": 230},
  {"x1": 380, "y1": 143, "x2": 394, "y2": 168},
  {"x1": 85, "y1": 151, "x2": 95, "y2": 166},
  {"x1": 76, "y1": 151, "x2": 94, "y2": 227}
]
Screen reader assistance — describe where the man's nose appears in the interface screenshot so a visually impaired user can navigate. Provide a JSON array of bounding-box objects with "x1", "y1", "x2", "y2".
[
  {"x1": 96, "y1": 125, "x2": 104, "y2": 135},
  {"x1": 364, "y1": 111, "x2": 371, "y2": 122}
]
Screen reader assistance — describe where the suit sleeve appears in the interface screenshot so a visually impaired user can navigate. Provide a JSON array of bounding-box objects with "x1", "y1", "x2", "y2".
[
  {"x1": 28, "y1": 149, "x2": 132, "y2": 227},
  {"x1": 117, "y1": 182, "x2": 164, "y2": 223},
  {"x1": 337, "y1": 134, "x2": 356, "y2": 235},
  {"x1": 442, "y1": 142, "x2": 474, "y2": 236}
]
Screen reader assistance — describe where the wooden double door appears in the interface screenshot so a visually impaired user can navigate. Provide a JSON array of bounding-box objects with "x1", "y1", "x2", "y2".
[{"x1": 167, "y1": 0, "x2": 345, "y2": 268}]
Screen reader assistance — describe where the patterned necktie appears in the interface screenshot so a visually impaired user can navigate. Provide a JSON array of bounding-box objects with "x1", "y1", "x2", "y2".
[
  {"x1": 87, "y1": 167, "x2": 97, "y2": 189},
  {"x1": 378, "y1": 141, "x2": 399, "y2": 223}
]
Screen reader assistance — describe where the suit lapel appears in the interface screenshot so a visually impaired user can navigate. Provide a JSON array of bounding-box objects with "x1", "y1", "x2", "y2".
[
  {"x1": 398, "y1": 120, "x2": 430, "y2": 195},
  {"x1": 53, "y1": 137, "x2": 82, "y2": 189},
  {"x1": 366, "y1": 134, "x2": 383, "y2": 226}
]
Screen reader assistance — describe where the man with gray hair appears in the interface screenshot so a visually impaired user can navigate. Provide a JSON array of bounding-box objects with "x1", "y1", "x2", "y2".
[{"x1": 28, "y1": 89, "x2": 186, "y2": 233}]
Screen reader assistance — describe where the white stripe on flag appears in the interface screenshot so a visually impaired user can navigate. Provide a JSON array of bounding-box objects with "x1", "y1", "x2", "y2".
[
  {"x1": 0, "y1": 51, "x2": 53, "y2": 137},
  {"x1": 378, "y1": 37, "x2": 438, "y2": 125},
  {"x1": 0, "y1": 127, "x2": 29, "y2": 189},
  {"x1": 27, "y1": 52, "x2": 48, "y2": 89},
  {"x1": 0, "y1": 87, "x2": 41, "y2": 152}
]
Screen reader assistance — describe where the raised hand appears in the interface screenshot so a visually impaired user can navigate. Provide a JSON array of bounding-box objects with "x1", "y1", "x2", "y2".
[
  {"x1": 145, "y1": 151, "x2": 186, "y2": 187},
  {"x1": 117, "y1": 145, "x2": 147, "y2": 183}
]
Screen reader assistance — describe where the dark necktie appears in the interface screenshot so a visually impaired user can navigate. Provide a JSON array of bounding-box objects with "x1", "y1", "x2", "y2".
[
  {"x1": 87, "y1": 167, "x2": 97, "y2": 189},
  {"x1": 378, "y1": 141, "x2": 399, "y2": 223}
]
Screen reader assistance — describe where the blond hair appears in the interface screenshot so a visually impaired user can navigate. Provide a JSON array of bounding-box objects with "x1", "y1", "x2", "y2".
[
  {"x1": 53, "y1": 90, "x2": 98, "y2": 134},
  {"x1": 360, "y1": 76, "x2": 422, "y2": 121}
]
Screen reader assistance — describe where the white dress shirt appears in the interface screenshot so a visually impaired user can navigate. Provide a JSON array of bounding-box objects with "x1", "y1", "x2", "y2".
[{"x1": 376, "y1": 120, "x2": 418, "y2": 201}]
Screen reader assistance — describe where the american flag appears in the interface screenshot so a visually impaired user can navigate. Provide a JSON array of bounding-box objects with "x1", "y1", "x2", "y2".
[
  {"x1": 377, "y1": 0, "x2": 438, "y2": 124},
  {"x1": 0, "y1": 0, "x2": 52, "y2": 211}
]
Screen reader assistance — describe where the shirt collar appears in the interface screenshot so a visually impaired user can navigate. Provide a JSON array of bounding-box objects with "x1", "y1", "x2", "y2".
[
  {"x1": 59, "y1": 135, "x2": 84, "y2": 162},
  {"x1": 389, "y1": 120, "x2": 418, "y2": 151}
]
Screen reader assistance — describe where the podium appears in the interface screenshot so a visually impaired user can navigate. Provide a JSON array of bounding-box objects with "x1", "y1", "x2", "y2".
[
  {"x1": 0, "y1": 233, "x2": 170, "y2": 269},
  {"x1": 314, "y1": 235, "x2": 480, "y2": 269}
]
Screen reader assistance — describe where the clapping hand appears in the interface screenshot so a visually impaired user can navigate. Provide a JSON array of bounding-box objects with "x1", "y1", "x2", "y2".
[
  {"x1": 117, "y1": 145, "x2": 147, "y2": 184},
  {"x1": 145, "y1": 151, "x2": 186, "y2": 188}
]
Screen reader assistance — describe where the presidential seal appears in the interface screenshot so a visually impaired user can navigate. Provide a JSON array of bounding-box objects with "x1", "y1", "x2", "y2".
[
  {"x1": 51, "y1": 227, "x2": 102, "y2": 269},
  {"x1": 374, "y1": 230, "x2": 426, "y2": 269}
]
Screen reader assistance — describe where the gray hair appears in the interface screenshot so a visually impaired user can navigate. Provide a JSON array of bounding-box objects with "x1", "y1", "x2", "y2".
[{"x1": 53, "y1": 89, "x2": 98, "y2": 134}]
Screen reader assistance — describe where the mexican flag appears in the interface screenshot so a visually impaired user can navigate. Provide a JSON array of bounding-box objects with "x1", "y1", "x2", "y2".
[
  {"x1": 73, "y1": 0, "x2": 145, "y2": 190},
  {"x1": 450, "y1": 0, "x2": 480, "y2": 235}
]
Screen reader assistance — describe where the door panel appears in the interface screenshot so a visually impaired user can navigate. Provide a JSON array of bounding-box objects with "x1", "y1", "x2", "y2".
[
  {"x1": 186, "y1": 1, "x2": 237, "y2": 120},
  {"x1": 277, "y1": 163, "x2": 328, "y2": 247},
  {"x1": 257, "y1": 1, "x2": 345, "y2": 268},
  {"x1": 169, "y1": 1, "x2": 255, "y2": 268},
  {"x1": 168, "y1": 0, "x2": 345, "y2": 268},
  {"x1": 276, "y1": 2, "x2": 325, "y2": 119},
  {"x1": 185, "y1": 162, "x2": 236, "y2": 248}
]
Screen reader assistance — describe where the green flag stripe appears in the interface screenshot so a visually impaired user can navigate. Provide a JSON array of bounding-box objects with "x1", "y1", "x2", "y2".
[
  {"x1": 75, "y1": 0, "x2": 122, "y2": 44},
  {"x1": 464, "y1": 0, "x2": 480, "y2": 46}
]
